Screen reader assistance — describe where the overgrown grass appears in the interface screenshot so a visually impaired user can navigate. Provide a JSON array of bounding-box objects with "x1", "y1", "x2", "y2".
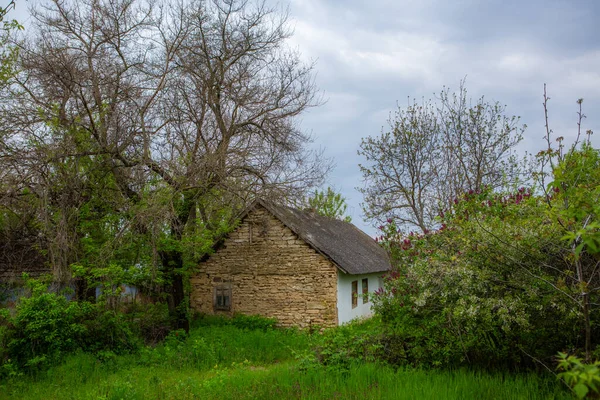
[
  {"x1": 134, "y1": 324, "x2": 311, "y2": 370},
  {"x1": 1, "y1": 356, "x2": 571, "y2": 399},
  {"x1": 0, "y1": 316, "x2": 573, "y2": 399}
]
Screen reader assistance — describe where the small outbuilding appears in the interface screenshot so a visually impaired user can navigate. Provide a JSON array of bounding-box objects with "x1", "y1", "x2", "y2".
[{"x1": 189, "y1": 199, "x2": 391, "y2": 328}]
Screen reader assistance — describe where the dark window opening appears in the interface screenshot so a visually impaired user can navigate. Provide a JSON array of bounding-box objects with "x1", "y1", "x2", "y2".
[
  {"x1": 214, "y1": 285, "x2": 231, "y2": 311},
  {"x1": 352, "y1": 280, "x2": 358, "y2": 309},
  {"x1": 362, "y1": 278, "x2": 369, "y2": 304}
]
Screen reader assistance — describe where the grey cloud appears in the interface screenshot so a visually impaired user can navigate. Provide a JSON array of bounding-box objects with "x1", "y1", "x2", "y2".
[{"x1": 286, "y1": 0, "x2": 600, "y2": 236}]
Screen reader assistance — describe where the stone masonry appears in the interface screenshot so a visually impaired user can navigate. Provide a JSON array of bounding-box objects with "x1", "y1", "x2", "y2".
[{"x1": 189, "y1": 205, "x2": 338, "y2": 328}]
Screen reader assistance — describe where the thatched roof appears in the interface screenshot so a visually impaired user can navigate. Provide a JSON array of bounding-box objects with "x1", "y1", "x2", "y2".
[{"x1": 241, "y1": 199, "x2": 391, "y2": 275}]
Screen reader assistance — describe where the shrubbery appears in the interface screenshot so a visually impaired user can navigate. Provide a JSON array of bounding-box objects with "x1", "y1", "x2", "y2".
[
  {"x1": 192, "y1": 313, "x2": 278, "y2": 331},
  {"x1": 0, "y1": 280, "x2": 286, "y2": 378},
  {"x1": 557, "y1": 353, "x2": 600, "y2": 399},
  {"x1": 1, "y1": 279, "x2": 93, "y2": 373},
  {"x1": 0, "y1": 278, "x2": 173, "y2": 376},
  {"x1": 370, "y1": 143, "x2": 600, "y2": 370},
  {"x1": 308, "y1": 318, "x2": 384, "y2": 371}
]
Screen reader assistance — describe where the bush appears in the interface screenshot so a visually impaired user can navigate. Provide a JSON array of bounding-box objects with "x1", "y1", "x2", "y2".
[
  {"x1": 557, "y1": 353, "x2": 600, "y2": 399},
  {"x1": 372, "y1": 184, "x2": 592, "y2": 369},
  {"x1": 0, "y1": 278, "x2": 142, "y2": 375},
  {"x1": 80, "y1": 309, "x2": 141, "y2": 354},
  {"x1": 192, "y1": 313, "x2": 277, "y2": 331},
  {"x1": 4, "y1": 280, "x2": 93, "y2": 371},
  {"x1": 122, "y1": 302, "x2": 172, "y2": 344},
  {"x1": 310, "y1": 318, "x2": 384, "y2": 371}
]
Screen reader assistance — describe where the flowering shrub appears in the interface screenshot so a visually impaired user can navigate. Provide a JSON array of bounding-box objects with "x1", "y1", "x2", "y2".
[{"x1": 371, "y1": 180, "x2": 595, "y2": 368}]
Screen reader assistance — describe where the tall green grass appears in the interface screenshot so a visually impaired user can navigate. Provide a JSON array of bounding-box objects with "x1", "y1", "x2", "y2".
[
  {"x1": 198, "y1": 363, "x2": 571, "y2": 400},
  {"x1": 0, "y1": 319, "x2": 572, "y2": 399},
  {"x1": 1, "y1": 357, "x2": 571, "y2": 400},
  {"x1": 135, "y1": 324, "x2": 312, "y2": 370}
]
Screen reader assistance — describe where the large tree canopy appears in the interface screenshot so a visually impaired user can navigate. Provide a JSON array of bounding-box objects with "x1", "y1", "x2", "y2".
[{"x1": 0, "y1": 0, "x2": 329, "y2": 328}]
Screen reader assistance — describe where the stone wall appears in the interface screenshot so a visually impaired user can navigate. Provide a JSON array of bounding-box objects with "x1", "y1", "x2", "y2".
[{"x1": 190, "y1": 205, "x2": 338, "y2": 328}]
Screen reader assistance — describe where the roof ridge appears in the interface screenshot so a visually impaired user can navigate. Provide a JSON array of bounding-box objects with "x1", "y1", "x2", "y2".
[{"x1": 253, "y1": 199, "x2": 390, "y2": 275}]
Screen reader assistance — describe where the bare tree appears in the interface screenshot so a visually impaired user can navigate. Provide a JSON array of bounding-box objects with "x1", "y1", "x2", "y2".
[
  {"x1": 358, "y1": 82, "x2": 525, "y2": 233},
  {"x1": 0, "y1": 0, "x2": 329, "y2": 329},
  {"x1": 437, "y1": 83, "x2": 524, "y2": 208},
  {"x1": 359, "y1": 99, "x2": 440, "y2": 232}
]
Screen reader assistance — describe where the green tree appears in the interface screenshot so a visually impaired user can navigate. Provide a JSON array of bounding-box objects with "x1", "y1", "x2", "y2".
[
  {"x1": 0, "y1": 0, "x2": 329, "y2": 330},
  {"x1": 306, "y1": 187, "x2": 352, "y2": 222},
  {"x1": 537, "y1": 91, "x2": 599, "y2": 361}
]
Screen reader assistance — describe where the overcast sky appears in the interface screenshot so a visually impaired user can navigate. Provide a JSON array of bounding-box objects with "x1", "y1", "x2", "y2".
[
  {"x1": 8, "y1": 0, "x2": 600, "y2": 236},
  {"x1": 284, "y1": 0, "x2": 600, "y2": 235}
]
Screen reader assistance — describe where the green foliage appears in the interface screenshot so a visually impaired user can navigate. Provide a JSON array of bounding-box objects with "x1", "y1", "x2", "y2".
[
  {"x1": 557, "y1": 353, "x2": 600, "y2": 399},
  {"x1": 0, "y1": 278, "x2": 151, "y2": 376},
  {"x1": 372, "y1": 181, "x2": 595, "y2": 369},
  {"x1": 305, "y1": 187, "x2": 352, "y2": 222},
  {"x1": 0, "y1": 1, "x2": 22, "y2": 84},
  {"x1": 129, "y1": 302, "x2": 172, "y2": 344},
  {"x1": 4, "y1": 282, "x2": 92, "y2": 371},
  {"x1": 193, "y1": 313, "x2": 278, "y2": 331},
  {"x1": 309, "y1": 318, "x2": 384, "y2": 371},
  {"x1": 0, "y1": 341, "x2": 570, "y2": 400},
  {"x1": 543, "y1": 142, "x2": 600, "y2": 361},
  {"x1": 0, "y1": 310, "x2": 572, "y2": 399},
  {"x1": 551, "y1": 143, "x2": 600, "y2": 258},
  {"x1": 80, "y1": 309, "x2": 142, "y2": 354},
  {"x1": 364, "y1": 95, "x2": 599, "y2": 371}
]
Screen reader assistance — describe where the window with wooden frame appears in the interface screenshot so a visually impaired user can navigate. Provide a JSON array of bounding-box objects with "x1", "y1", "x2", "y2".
[
  {"x1": 351, "y1": 280, "x2": 358, "y2": 309},
  {"x1": 214, "y1": 284, "x2": 231, "y2": 311},
  {"x1": 362, "y1": 278, "x2": 369, "y2": 304}
]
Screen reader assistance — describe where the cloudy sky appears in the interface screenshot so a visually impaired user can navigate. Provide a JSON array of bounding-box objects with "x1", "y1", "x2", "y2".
[
  {"x1": 8, "y1": 0, "x2": 600, "y2": 236},
  {"x1": 283, "y1": 0, "x2": 600, "y2": 235}
]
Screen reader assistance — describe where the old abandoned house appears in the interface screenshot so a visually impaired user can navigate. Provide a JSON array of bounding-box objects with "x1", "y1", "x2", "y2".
[{"x1": 190, "y1": 199, "x2": 391, "y2": 328}]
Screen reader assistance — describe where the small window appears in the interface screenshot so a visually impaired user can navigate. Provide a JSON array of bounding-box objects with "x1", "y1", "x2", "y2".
[
  {"x1": 214, "y1": 285, "x2": 231, "y2": 311},
  {"x1": 351, "y1": 280, "x2": 358, "y2": 309},
  {"x1": 362, "y1": 278, "x2": 369, "y2": 304}
]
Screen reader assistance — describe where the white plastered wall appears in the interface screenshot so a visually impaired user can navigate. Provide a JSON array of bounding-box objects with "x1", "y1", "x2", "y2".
[{"x1": 336, "y1": 271, "x2": 384, "y2": 325}]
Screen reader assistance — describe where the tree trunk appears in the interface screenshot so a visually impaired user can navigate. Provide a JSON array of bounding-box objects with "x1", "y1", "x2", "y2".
[
  {"x1": 156, "y1": 193, "x2": 196, "y2": 333},
  {"x1": 159, "y1": 249, "x2": 190, "y2": 333}
]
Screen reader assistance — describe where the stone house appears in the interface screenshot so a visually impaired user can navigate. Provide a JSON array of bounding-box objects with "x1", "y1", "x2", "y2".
[{"x1": 190, "y1": 199, "x2": 391, "y2": 328}]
